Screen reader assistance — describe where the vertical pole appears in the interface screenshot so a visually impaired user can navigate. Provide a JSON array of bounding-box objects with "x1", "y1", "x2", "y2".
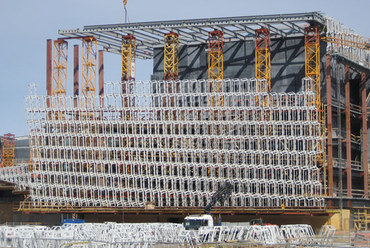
[
  {"x1": 345, "y1": 65, "x2": 352, "y2": 198},
  {"x1": 99, "y1": 50, "x2": 104, "y2": 108},
  {"x1": 362, "y1": 72, "x2": 368, "y2": 198},
  {"x1": 46, "y1": 39, "x2": 52, "y2": 105},
  {"x1": 326, "y1": 55, "x2": 333, "y2": 197},
  {"x1": 74, "y1": 45, "x2": 79, "y2": 108}
]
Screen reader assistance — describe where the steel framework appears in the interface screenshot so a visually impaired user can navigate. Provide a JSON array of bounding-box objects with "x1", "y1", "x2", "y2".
[
  {"x1": 163, "y1": 32, "x2": 179, "y2": 80},
  {"x1": 208, "y1": 30, "x2": 224, "y2": 81},
  {"x1": 121, "y1": 35, "x2": 136, "y2": 82},
  {"x1": 24, "y1": 78, "x2": 324, "y2": 209},
  {"x1": 80, "y1": 37, "x2": 97, "y2": 112},
  {"x1": 59, "y1": 12, "x2": 325, "y2": 59},
  {"x1": 52, "y1": 39, "x2": 68, "y2": 119},
  {"x1": 208, "y1": 30, "x2": 224, "y2": 107},
  {"x1": 255, "y1": 28, "x2": 271, "y2": 91},
  {"x1": 1, "y1": 134, "x2": 15, "y2": 168},
  {"x1": 304, "y1": 26, "x2": 321, "y2": 113}
]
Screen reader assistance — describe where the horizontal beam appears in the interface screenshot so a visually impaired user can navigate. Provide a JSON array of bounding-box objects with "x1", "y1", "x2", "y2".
[{"x1": 59, "y1": 12, "x2": 325, "y2": 59}]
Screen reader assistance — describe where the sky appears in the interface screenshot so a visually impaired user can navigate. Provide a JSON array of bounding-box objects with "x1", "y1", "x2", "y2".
[{"x1": 0, "y1": 0, "x2": 369, "y2": 136}]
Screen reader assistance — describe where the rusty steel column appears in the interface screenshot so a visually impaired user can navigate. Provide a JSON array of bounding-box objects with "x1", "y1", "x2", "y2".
[
  {"x1": 362, "y1": 72, "x2": 368, "y2": 198},
  {"x1": 99, "y1": 50, "x2": 104, "y2": 108},
  {"x1": 46, "y1": 39, "x2": 52, "y2": 103},
  {"x1": 326, "y1": 55, "x2": 333, "y2": 197},
  {"x1": 73, "y1": 45, "x2": 79, "y2": 108},
  {"x1": 345, "y1": 65, "x2": 352, "y2": 198}
]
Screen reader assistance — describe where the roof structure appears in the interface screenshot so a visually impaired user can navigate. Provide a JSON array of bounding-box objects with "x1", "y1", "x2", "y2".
[{"x1": 59, "y1": 12, "x2": 325, "y2": 59}]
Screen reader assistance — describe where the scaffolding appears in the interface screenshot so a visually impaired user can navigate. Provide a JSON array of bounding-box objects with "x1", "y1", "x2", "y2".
[
  {"x1": 52, "y1": 39, "x2": 68, "y2": 119},
  {"x1": 164, "y1": 32, "x2": 179, "y2": 80},
  {"x1": 325, "y1": 17, "x2": 369, "y2": 67},
  {"x1": 80, "y1": 37, "x2": 97, "y2": 112},
  {"x1": 208, "y1": 30, "x2": 224, "y2": 81},
  {"x1": 304, "y1": 26, "x2": 321, "y2": 115},
  {"x1": 121, "y1": 35, "x2": 136, "y2": 82},
  {"x1": 1, "y1": 134, "x2": 15, "y2": 168},
  {"x1": 255, "y1": 28, "x2": 271, "y2": 91},
  {"x1": 208, "y1": 30, "x2": 224, "y2": 107},
  {"x1": 24, "y1": 77, "x2": 324, "y2": 209}
]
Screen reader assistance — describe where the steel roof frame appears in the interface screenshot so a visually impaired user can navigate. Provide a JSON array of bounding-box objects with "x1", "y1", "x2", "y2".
[{"x1": 59, "y1": 12, "x2": 325, "y2": 59}]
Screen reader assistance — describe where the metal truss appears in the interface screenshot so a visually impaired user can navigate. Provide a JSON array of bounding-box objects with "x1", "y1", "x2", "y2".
[
  {"x1": 164, "y1": 32, "x2": 179, "y2": 80},
  {"x1": 208, "y1": 30, "x2": 224, "y2": 107},
  {"x1": 0, "y1": 164, "x2": 29, "y2": 190},
  {"x1": 255, "y1": 28, "x2": 271, "y2": 91},
  {"x1": 325, "y1": 17, "x2": 369, "y2": 68},
  {"x1": 80, "y1": 37, "x2": 97, "y2": 112},
  {"x1": 52, "y1": 39, "x2": 68, "y2": 119},
  {"x1": 23, "y1": 78, "x2": 324, "y2": 209},
  {"x1": 121, "y1": 35, "x2": 136, "y2": 82},
  {"x1": 304, "y1": 26, "x2": 321, "y2": 113},
  {"x1": 1, "y1": 134, "x2": 15, "y2": 168},
  {"x1": 58, "y1": 12, "x2": 325, "y2": 59},
  {"x1": 208, "y1": 30, "x2": 224, "y2": 81}
]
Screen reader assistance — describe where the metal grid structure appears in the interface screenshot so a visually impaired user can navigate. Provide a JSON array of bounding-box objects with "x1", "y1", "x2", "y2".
[
  {"x1": 24, "y1": 77, "x2": 324, "y2": 209},
  {"x1": 325, "y1": 17, "x2": 369, "y2": 68},
  {"x1": 52, "y1": 39, "x2": 68, "y2": 118},
  {"x1": 121, "y1": 35, "x2": 136, "y2": 82},
  {"x1": 255, "y1": 28, "x2": 271, "y2": 91},
  {"x1": 58, "y1": 12, "x2": 326, "y2": 59},
  {"x1": 0, "y1": 223, "x2": 335, "y2": 247},
  {"x1": 163, "y1": 32, "x2": 179, "y2": 80},
  {"x1": 80, "y1": 37, "x2": 97, "y2": 111},
  {"x1": 208, "y1": 30, "x2": 224, "y2": 81},
  {"x1": 0, "y1": 134, "x2": 15, "y2": 168}
]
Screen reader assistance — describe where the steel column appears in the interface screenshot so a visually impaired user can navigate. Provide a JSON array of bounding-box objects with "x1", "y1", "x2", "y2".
[
  {"x1": 326, "y1": 55, "x2": 333, "y2": 197},
  {"x1": 362, "y1": 72, "x2": 368, "y2": 198},
  {"x1": 46, "y1": 39, "x2": 52, "y2": 105},
  {"x1": 99, "y1": 50, "x2": 104, "y2": 108},
  {"x1": 345, "y1": 65, "x2": 352, "y2": 198},
  {"x1": 74, "y1": 45, "x2": 79, "y2": 109}
]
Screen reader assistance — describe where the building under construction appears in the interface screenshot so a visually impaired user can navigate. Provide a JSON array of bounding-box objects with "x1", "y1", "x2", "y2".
[{"x1": 0, "y1": 12, "x2": 369, "y2": 230}]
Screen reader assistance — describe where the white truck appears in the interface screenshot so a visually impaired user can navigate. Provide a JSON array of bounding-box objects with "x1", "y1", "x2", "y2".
[{"x1": 184, "y1": 214, "x2": 214, "y2": 230}]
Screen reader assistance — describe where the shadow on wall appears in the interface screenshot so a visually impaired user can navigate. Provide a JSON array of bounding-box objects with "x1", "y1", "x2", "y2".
[{"x1": 152, "y1": 36, "x2": 326, "y2": 93}]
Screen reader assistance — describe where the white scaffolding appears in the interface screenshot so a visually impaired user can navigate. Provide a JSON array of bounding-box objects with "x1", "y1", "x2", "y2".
[
  {"x1": 326, "y1": 17, "x2": 369, "y2": 67},
  {"x1": 22, "y1": 78, "x2": 324, "y2": 208},
  {"x1": 0, "y1": 223, "x2": 336, "y2": 247}
]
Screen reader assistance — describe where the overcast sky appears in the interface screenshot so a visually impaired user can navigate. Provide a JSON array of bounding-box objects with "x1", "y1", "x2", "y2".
[{"x1": 0, "y1": 0, "x2": 369, "y2": 136}]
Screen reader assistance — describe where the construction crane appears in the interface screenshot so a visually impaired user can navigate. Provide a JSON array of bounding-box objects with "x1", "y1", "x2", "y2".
[
  {"x1": 184, "y1": 181, "x2": 233, "y2": 230},
  {"x1": 204, "y1": 181, "x2": 233, "y2": 214}
]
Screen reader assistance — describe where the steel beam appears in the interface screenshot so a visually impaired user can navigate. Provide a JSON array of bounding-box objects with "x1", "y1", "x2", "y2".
[
  {"x1": 345, "y1": 65, "x2": 352, "y2": 198},
  {"x1": 362, "y1": 72, "x2": 368, "y2": 198},
  {"x1": 46, "y1": 39, "x2": 52, "y2": 99},
  {"x1": 99, "y1": 50, "x2": 104, "y2": 108},
  {"x1": 326, "y1": 54, "x2": 333, "y2": 197},
  {"x1": 59, "y1": 12, "x2": 325, "y2": 58},
  {"x1": 73, "y1": 45, "x2": 79, "y2": 109}
]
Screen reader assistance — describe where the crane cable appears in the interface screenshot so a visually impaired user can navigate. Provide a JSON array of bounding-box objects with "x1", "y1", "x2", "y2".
[{"x1": 123, "y1": 0, "x2": 128, "y2": 24}]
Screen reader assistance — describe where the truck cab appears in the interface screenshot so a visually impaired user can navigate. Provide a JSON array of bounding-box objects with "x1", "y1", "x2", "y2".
[{"x1": 184, "y1": 214, "x2": 214, "y2": 230}]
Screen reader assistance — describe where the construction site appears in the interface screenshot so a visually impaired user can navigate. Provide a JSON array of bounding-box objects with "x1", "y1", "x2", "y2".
[{"x1": 0, "y1": 7, "x2": 369, "y2": 247}]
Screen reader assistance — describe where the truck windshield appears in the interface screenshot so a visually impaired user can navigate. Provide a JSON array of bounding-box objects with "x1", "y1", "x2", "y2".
[{"x1": 184, "y1": 219, "x2": 208, "y2": 230}]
